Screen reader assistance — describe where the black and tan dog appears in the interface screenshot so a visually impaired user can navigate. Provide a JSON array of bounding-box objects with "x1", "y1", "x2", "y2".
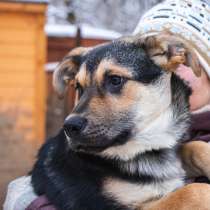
[{"x1": 31, "y1": 33, "x2": 210, "y2": 210}]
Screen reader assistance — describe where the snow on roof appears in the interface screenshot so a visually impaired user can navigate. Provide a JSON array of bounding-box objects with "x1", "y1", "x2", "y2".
[
  {"x1": 8, "y1": 0, "x2": 48, "y2": 3},
  {"x1": 45, "y1": 24, "x2": 122, "y2": 40},
  {"x1": 45, "y1": 62, "x2": 59, "y2": 72}
]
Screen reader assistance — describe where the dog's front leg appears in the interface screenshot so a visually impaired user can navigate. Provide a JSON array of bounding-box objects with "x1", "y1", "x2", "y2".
[
  {"x1": 139, "y1": 183, "x2": 210, "y2": 210},
  {"x1": 180, "y1": 141, "x2": 210, "y2": 179}
]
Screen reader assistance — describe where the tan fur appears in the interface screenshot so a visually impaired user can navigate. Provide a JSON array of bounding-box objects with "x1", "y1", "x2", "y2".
[
  {"x1": 141, "y1": 183, "x2": 210, "y2": 210},
  {"x1": 180, "y1": 141, "x2": 210, "y2": 179},
  {"x1": 75, "y1": 63, "x2": 90, "y2": 88},
  {"x1": 103, "y1": 177, "x2": 183, "y2": 209},
  {"x1": 95, "y1": 59, "x2": 133, "y2": 86},
  {"x1": 89, "y1": 80, "x2": 141, "y2": 113},
  {"x1": 131, "y1": 32, "x2": 202, "y2": 76}
]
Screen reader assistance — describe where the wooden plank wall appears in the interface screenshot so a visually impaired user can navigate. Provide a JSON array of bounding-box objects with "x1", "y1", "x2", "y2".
[
  {"x1": 0, "y1": 2, "x2": 47, "y2": 205},
  {"x1": 0, "y1": 2, "x2": 109, "y2": 204}
]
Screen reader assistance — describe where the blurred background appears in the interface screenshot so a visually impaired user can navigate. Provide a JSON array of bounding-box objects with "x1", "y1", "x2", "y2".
[{"x1": 0, "y1": 0, "x2": 162, "y2": 206}]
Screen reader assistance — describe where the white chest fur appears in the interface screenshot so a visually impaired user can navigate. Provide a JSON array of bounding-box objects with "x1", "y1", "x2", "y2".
[{"x1": 103, "y1": 177, "x2": 184, "y2": 208}]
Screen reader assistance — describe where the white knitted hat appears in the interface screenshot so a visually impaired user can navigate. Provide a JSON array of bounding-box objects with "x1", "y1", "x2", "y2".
[{"x1": 133, "y1": 0, "x2": 210, "y2": 77}]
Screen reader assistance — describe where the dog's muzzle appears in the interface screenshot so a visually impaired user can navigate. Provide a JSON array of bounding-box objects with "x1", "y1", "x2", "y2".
[
  {"x1": 64, "y1": 116, "x2": 87, "y2": 138},
  {"x1": 63, "y1": 115, "x2": 132, "y2": 152}
]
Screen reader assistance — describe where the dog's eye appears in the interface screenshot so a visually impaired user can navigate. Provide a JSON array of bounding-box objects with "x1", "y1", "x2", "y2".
[
  {"x1": 106, "y1": 75, "x2": 126, "y2": 93},
  {"x1": 75, "y1": 82, "x2": 83, "y2": 98},
  {"x1": 109, "y1": 75, "x2": 123, "y2": 86}
]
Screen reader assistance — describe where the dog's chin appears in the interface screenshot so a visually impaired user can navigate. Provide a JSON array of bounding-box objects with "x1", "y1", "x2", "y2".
[{"x1": 65, "y1": 129, "x2": 131, "y2": 153}]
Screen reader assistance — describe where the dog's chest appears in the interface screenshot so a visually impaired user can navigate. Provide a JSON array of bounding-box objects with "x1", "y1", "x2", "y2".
[{"x1": 102, "y1": 177, "x2": 184, "y2": 208}]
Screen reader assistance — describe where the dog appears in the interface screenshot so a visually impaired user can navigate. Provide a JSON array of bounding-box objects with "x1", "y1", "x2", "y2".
[{"x1": 31, "y1": 33, "x2": 210, "y2": 210}]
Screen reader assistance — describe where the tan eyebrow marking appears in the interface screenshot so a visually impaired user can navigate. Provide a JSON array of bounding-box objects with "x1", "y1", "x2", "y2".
[
  {"x1": 75, "y1": 63, "x2": 90, "y2": 87},
  {"x1": 95, "y1": 59, "x2": 133, "y2": 86}
]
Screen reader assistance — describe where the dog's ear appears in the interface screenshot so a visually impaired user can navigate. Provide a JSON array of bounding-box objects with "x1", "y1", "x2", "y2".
[
  {"x1": 53, "y1": 47, "x2": 89, "y2": 98},
  {"x1": 136, "y1": 33, "x2": 202, "y2": 77}
]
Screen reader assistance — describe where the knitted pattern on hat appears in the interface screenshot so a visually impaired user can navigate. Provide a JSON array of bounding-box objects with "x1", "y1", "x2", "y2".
[{"x1": 134, "y1": 0, "x2": 210, "y2": 77}]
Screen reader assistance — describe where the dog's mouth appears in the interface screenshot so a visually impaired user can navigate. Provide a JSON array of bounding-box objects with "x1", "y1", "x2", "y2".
[{"x1": 66, "y1": 129, "x2": 131, "y2": 153}]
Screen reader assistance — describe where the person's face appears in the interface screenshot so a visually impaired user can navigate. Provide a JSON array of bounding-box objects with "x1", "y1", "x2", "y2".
[{"x1": 176, "y1": 64, "x2": 210, "y2": 111}]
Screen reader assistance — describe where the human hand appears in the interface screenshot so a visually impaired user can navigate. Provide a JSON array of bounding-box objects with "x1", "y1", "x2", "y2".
[{"x1": 176, "y1": 64, "x2": 210, "y2": 111}]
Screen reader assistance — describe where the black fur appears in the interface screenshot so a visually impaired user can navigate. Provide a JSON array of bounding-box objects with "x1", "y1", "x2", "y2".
[
  {"x1": 83, "y1": 41, "x2": 163, "y2": 83},
  {"x1": 171, "y1": 73, "x2": 192, "y2": 141},
  {"x1": 31, "y1": 130, "x2": 182, "y2": 210},
  {"x1": 32, "y1": 130, "x2": 130, "y2": 210}
]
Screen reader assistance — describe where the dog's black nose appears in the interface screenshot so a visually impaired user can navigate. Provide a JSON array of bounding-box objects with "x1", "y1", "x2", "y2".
[{"x1": 64, "y1": 116, "x2": 87, "y2": 137}]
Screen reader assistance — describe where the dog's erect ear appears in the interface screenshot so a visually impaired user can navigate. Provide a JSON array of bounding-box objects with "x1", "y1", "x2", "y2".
[
  {"x1": 134, "y1": 33, "x2": 202, "y2": 77},
  {"x1": 53, "y1": 47, "x2": 89, "y2": 97}
]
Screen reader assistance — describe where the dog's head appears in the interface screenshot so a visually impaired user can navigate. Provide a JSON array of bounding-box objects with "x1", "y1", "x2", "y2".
[{"x1": 53, "y1": 33, "x2": 197, "y2": 160}]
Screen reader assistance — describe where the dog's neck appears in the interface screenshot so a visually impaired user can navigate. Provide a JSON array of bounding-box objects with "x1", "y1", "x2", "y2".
[{"x1": 117, "y1": 148, "x2": 185, "y2": 182}]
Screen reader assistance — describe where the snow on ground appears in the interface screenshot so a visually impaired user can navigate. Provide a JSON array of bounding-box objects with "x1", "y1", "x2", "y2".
[
  {"x1": 14, "y1": 0, "x2": 49, "y2": 3},
  {"x1": 45, "y1": 23, "x2": 122, "y2": 40}
]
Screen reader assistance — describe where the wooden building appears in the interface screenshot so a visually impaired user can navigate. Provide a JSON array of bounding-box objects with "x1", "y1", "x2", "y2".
[
  {"x1": 0, "y1": 1, "x2": 121, "y2": 204},
  {"x1": 0, "y1": 0, "x2": 48, "y2": 204}
]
